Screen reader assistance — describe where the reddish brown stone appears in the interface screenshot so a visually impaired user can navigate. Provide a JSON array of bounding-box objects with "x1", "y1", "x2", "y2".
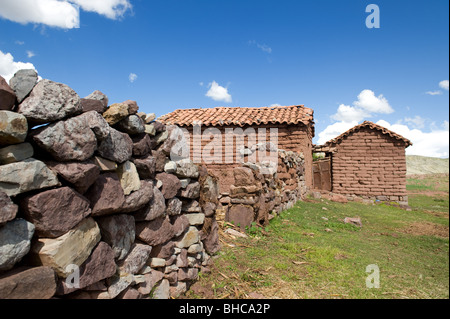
[
  {"x1": 132, "y1": 133, "x2": 156, "y2": 157},
  {"x1": 226, "y1": 205, "x2": 255, "y2": 230},
  {"x1": 136, "y1": 216, "x2": 175, "y2": 246},
  {"x1": 85, "y1": 173, "x2": 125, "y2": 216},
  {"x1": 0, "y1": 191, "x2": 17, "y2": 226},
  {"x1": 0, "y1": 267, "x2": 57, "y2": 299},
  {"x1": 46, "y1": 161, "x2": 100, "y2": 194},
  {"x1": 0, "y1": 76, "x2": 16, "y2": 111},
  {"x1": 156, "y1": 173, "x2": 181, "y2": 199}
]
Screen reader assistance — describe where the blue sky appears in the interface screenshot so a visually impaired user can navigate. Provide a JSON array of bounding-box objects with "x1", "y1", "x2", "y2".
[{"x1": 0, "y1": 0, "x2": 449, "y2": 157}]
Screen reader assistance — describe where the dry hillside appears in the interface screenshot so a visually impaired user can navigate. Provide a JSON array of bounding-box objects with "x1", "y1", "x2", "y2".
[{"x1": 406, "y1": 155, "x2": 449, "y2": 175}]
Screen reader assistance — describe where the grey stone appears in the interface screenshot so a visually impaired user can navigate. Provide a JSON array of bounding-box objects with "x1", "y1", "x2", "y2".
[
  {"x1": 134, "y1": 186, "x2": 166, "y2": 221},
  {"x1": 166, "y1": 197, "x2": 182, "y2": 216},
  {"x1": 97, "y1": 214, "x2": 135, "y2": 261},
  {"x1": 0, "y1": 111, "x2": 28, "y2": 146},
  {"x1": 116, "y1": 115, "x2": 145, "y2": 135},
  {"x1": 8, "y1": 69, "x2": 38, "y2": 103},
  {"x1": 175, "y1": 159, "x2": 199, "y2": 179},
  {"x1": 152, "y1": 279, "x2": 170, "y2": 299},
  {"x1": 97, "y1": 127, "x2": 133, "y2": 164},
  {"x1": 0, "y1": 191, "x2": 17, "y2": 225},
  {"x1": 0, "y1": 219, "x2": 35, "y2": 272},
  {"x1": 120, "y1": 243, "x2": 152, "y2": 275},
  {"x1": 0, "y1": 143, "x2": 33, "y2": 164}
]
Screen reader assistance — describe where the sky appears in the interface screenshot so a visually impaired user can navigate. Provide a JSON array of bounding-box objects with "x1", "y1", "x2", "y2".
[{"x1": 0, "y1": 0, "x2": 449, "y2": 158}]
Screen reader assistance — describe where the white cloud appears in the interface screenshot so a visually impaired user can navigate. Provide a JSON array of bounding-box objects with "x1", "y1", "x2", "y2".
[
  {"x1": 128, "y1": 73, "x2": 138, "y2": 83},
  {"x1": 331, "y1": 104, "x2": 370, "y2": 123},
  {"x1": 26, "y1": 51, "x2": 35, "y2": 58},
  {"x1": 15, "y1": 40, "x2": 25, "y2": 45},
  {"x1": 403, "y1": 116, "x2": 426, "y2": 129},
  {"x1": 0, "y1": 50, "x2": 37, "y2": 82},
  {"x1": 249, "y1": 40, "x2": 272, "y2": 54},
  {"x1": 376, "y1": 120, "x2": 449, "y2": 158},
  {"x1": 353, "y1": 89, "x2": 394, "y2": 114},
  {"x1": 426, "y1": 90, "x2": 443, "y2": 96},
  {"x1": 439, "y1": 80, "x2": 449, "y2": 91},
  {"x1": 270, "y1": 104, "x2": 282, "y2": 107},
  {"x1": 205, "y1": 81, "x2": 232, "y2": 103},
  {"x1": 317, "y1": 121, "x2": 358, "y2": 145},
  {"x1": 0, "y1": 0, "x2": 132, "y2": 29}
]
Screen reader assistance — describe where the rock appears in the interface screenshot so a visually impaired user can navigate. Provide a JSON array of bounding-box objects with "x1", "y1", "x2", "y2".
[
  {"x1": 226, "y1": 205, "x2": 255, "y2": 230},
  {"x1": 177, "y1": 268, "x2": 198, "y2": 282},
  {"x1": 31, "y1": 114, "x2": 98, "y2": 162},
  {"x1": 8, "y1": 69, "x2": 38, "y2": 103},
  {"x1": 0, "y1": 76, "x2": 16, "y2": 110},
  {"x1": 181, "y1": 200, "x2": 202, "y2": 213},
  {"x1": 199, "y1": 175, "x2": 219, "y2": 203},
  {"x1": 186, "y1": 213, "x2": 205, "y2": 226},
  {"x1": 102, "y1": 103, "x2": 129, "y2": 125},
  {"x1": 155, "y1": 130, "x2": 169, "y2": 145},
  {"x1": 79, "y1": 111, "x2": 111, "y2": 141},
  {"x1": 176, "y1": 250, "x2": 189, "y2": 268},
  {"x1": 0, "y1": 143, "x2": 33, "y2": 164},
  {"x1": 0, "y1": 219, "x2": 35, "y2": 272},
  {"x1": 152, "y1": 149, "x2": 167, "y2": 172},
  {"x1": 0, "y1": 191, "x2": 17, "y2": 225},
  {"x1": 145, "y1": 113, "x2": 156, "y2": 124},
  {"x1": 20, "y1": 187, "x2": 92, "y2": 238},
  {"x1": 150, "y1": 258, "x2": 166, "y2": 268},
  {"x1": 150, "y1": 241, "x2": 175, "y2": 259},
  {"x1": 137, "y1": 270, "x2": 164, "y2": 295},
  {"x1": 31, "y1": 217, "x2": 101, "y2": 278},
  {"x1": 158, "y1": 125, "x2": 188, "y2": 158},
  {"x1": 120, "y1": 243, "x2": 152, "y2": 275},
  {"x1": 201, "y1": 217, "x2": 220, "y2": 254},
  {"x1": 97, "y1": 127, "x2": 133, "y2": 164},
  {"x1": 230, "y1": 184, "x2": 262, "y2": 196},
  {"x1": 0, "y1": 267, "x2": 56, "y2": 299},
  {"x1": 164, "y1": 161, "x2": 177, "y2": 174},
  {"x1": 0, "y1": 111, "x2": 28, "y2": 146},
  {"x1": 175, "y1": 159, "x2": 199, "y2": 179},
  {"x1": 134, "y1": 186, "x2": 166, "y2": 221},
  {"x1": 344, "y1": 217, "x2": 363, "y2": 228},
  {"x1": 81, "y1": 90, "x2": 108, "y2": 113},
  {"x1": 175, "y1": 226, "x2": 199, "y2": 248},
  {"x1": 85, "y1": 90, "x2": 108, "y2": 107},
  {"x1": 136, "y1": 216, "x2": 175, "y2": 246},
  {"x1": 116, "y1": 115, "x2": 145, "y2": 135},
  {"x1": 97, "y1": 214, "x2": 135, "y2": 261},
  {"x1": 57, "y1": 242, "x2": 116, "y2": 295},
  {"x1": 117, "y1": 287, "x2": 142, "y2": 299},
  {"x1": 85, "y1": 173, "x2": 125, "y2": 217},
  {"x1": 180, "y1": 178, "x2": 190, "y2": 189},
  {"x1": 94, "y1": 156, "x2": 118, "y2": 172},
  {"x1": 233, "y1": 167, "x2": 256, "y2": 186},
  {"x1": 18, "y1": 79, "x2": 81, "y2": 124},
  {"x1": 144, "y1": 124, "x2": 156, "y2": 136},
  {"x1": 202, "y1": 202, "x2": 217, "y2": 217},
  {"x1": 121, "y1": 180, "x2": 154, "y2": 213},
  {"x1": 0, "y1": 158, "x2": 60, "y2": 197},
  {"x1": 166, "y1": 197, "x2": 182, "y2": 216},
  {"x1": 179, "y1": 182, "x2": 200, "y2": 199},
  {"x1": 153, "y1": 279, "x2": 170, "y2": 299},
  {"x1": 156, "y1": 173, "x2": 181, "y2": 199},
  {"x1": 171, "y1": 215, "x2": 190, "y2": 238},
  {"x1": 107, "y1": 274, "x2": 135, "y2": 299},
  {"x1": 133, "y1": 155, "x2": 156, "y2": 179},
  {"x1": 122, "y1": 100, "x2": 139, "y2": 115},
  {"x1": 188, "y1": 243, "x2": 203, "y2": 254},
  {"x1": 117, "y1": 161, "x2": 141, "y2": 196},
  {"x1": 46, "y1": 161, "x2": 100, "y2": 194},
  {"x1": 132, "y1": 133, "x2": 155, "y2": 157},
  {"x1": 330, "y1": 194, "x2": 348, "y2": 204}
]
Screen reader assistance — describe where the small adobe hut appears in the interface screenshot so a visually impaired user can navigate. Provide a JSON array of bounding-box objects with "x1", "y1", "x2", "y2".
[
  {"x1": 314, "y1": 121, "x2": 412, "y2": 204},
  {"x1": 158, "y1": 105, "x2": 315, "y2": 190}
]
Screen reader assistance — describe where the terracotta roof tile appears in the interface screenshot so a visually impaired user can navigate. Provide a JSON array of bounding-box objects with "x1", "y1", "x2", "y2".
[
  {"x1": 158, "y1": 105, "x2": 314, "y2": 128},
  {"x1": 323, "y1": 121, "x2": 412, "y2": 147}
]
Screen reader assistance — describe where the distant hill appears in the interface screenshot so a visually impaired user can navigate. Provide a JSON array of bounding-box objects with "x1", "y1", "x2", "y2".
[{"x1": 406, "y1": 155, "x2": 449, "y2": 175}]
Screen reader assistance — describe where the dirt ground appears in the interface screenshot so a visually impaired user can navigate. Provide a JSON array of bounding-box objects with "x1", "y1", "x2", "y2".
[{"x1": 399, "y1": 222, "x2": 449, "y2": 239}]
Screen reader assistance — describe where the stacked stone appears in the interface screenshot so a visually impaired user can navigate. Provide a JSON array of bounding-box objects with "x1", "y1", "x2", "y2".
[
  {"x1": 218, "y1": 149, "x2": 306, "y2": 230},
  {"x1": 0, "y1": 70, "x2": 219, "y2": 299}
]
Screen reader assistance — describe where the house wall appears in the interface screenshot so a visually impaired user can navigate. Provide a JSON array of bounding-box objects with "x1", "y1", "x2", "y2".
[
  {"x1": 180, "y1": 123, "x2": 314, "y2": 192},
  {"x1": 331, "y1": 128, "x2": 408, "y2": 203}
]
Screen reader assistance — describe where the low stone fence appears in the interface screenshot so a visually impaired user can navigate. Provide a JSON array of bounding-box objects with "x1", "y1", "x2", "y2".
[
  {"x1": 0, "y1": 70, "x2": 219, "y2": 299},
  {"x1": 215, "y1": 149, "x2": 307, "y2": 230}
]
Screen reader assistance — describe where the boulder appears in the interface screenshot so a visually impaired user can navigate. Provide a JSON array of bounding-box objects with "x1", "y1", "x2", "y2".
[
  {"x1": 186, "y1": 213, "x2": 205, "y2": 226},
  {"x1": 166, "y1": 197, "x2": 182, "y2": 216},
  {"x1": 0, "y1": 142, "x2": 34, "y2": 164},
  {"x1": 31, "y1": 217, "x2": 101, "y2": 278},
  {"x1": 97, "y1": 214, "x2": 135, "y2": 260},
  {"x1": 152, "y1": 149, "x2": 167, "y2": 172},
  {"x1": 164, "y1": 161, "x2": 177, "y2": 174},
  {"x1": 121, "y1": 180, "x2": 154, "y2": 213},
  {"x1": 226, "y1": 205, "x2": 255, "y2": 230},
  {"x1": 46, "y1": 161, "x2": 100, "y2": 194},
  {"x1": 0, "y1": 219, "x2": 35, "y2": 272},
  {"x1": 171, "y1": 215, "x2": 190, "y2": 238},
  {"x1": 0, "y1": 158, "x2": 60, "y2": 197},
  {"x1": 170, "y1": 282, "x2": 187, "y2": 299},
  {"x1": 175, "y1": 226, "x2": 199, "y2": 248},
  {"x1": 136, "y1": 216, "x2": 175, "y2": 246},
  {"x1": 156, "y1": 173, "x2": 181, "y2": 199},
  {"x1": 81, "y1": 90, "x2": 108, "y2": 113},
  {"x1": 201, "y1": 217, "x2": 220, "y2": 255},
  {"x1": 119, "y1": 243, "x2": 152, "y2": 275},
  {"x1": 102, "y1": 103, "x2": 129, "y2": 125},
  {"x1": 177, "y1": 268, "x2": 199, "y2": 282},
  {"x1": 0, "y1": 267, "x2": 56, "y2": 299},
  {"x1": 134, "y1": 186, "x2": 166, "y2": 221},
  {"x1": 57, "y1": 242, "x2": 116, "y2": 295},
  {"x1": 8, "y1": 69, "x2": 38, "y2": 103},
  {"x1": 31, "y1": 114, "x2": 98, "y2": 162},
  {"x1": 233, "y1": 167, "x2": 256, "y2": 186},
  {"x1": 107, "y1": 274, "x2": 135, "y2": 299},
  {"x1": 116, "y1": 115, "x2": 145, "y2": 135},
  {"x1": 0, "y1": 76, "x2": 16, "y2": 110},
  {"x1": 179, "y1": 182, "x2": 200, "y2": 199},
  {"x1": 97, "y1": 127, "x2": 133, "y2": 164},
  {"x1": 137, "y1": 270, "x2": 164, "y2": 295},
  {"x1": 117, "y1": 161, "x2": 141, "y2": 196},
  {"x1": 122, "y1": 100, "x2": 139, "y2": 115},
  {"x1": 175, "y1": 159, "x2": 199, "y2": 179},
  {"x1": 344, "y1": 217, "x2": 363, "y2": 228},
  {"x1": 132, "y1": 133, "x2": 155, "y2": 157},
  {"x1": 0, "y1": 191, "x2": 17, "y2": 225},
  {"x1": 85, "y1": 173, "x2": 125, "y2": 217},
  {"x1": 18, "y1": 79, "x2": 81, "y2": 124},
  {"x1": 133, "y1": 155, "x2": 156, "y2": 179},
  {"x1": 0, "y1": 111, "x2": 28, "y2": 146},
  {"x1": 181, "y1": 200, "x2": 202, "y2": 213},
  {"x1": 20, "y1": 187, "x2": 91, "y2": 238},
  {"x1": 152, "y1": 279, "x2": 170, "y2": 299},
  {"x1": 150, "y1": 241, "x2": 175, "y2": 259},
  {"x1": 79, "y1": 111, "x2": 111, "y2": 141},
  {"x1": 94, "y1": 156, "x2": 118, "y2": 172},
  {"x1": 145, "y1": 113, "x2": 156, "y2": 124}
]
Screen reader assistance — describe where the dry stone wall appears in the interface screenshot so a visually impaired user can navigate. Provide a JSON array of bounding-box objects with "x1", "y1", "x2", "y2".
[{"x1": 0, "y1": 70, "x2": 219, "y2": 299}]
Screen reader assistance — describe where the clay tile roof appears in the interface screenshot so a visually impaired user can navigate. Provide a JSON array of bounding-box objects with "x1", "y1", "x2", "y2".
[
  {"x1": 158, "y1": 105, "x2": 314, "y2": 128},
  {"x1": 324, "y1": 121, "x2": 413, "y2": 147}
]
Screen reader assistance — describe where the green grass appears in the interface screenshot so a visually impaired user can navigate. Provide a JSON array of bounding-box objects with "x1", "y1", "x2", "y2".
[{"x1": 186, "y1": 174, "x2": 449, "y2": 299}]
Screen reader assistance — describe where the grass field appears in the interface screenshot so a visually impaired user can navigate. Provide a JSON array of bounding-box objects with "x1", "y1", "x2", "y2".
[{"x1": 185, "y1": 174, "x2": 449, "y2": 299}]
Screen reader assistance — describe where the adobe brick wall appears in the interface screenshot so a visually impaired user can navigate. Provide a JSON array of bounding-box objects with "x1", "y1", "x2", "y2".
[
  {"x1": 181, "y1": 123, "x2": 314, "y2": 191},
  {"x1": 331, "y1": 127, "x2": 408, "y2": 203}
]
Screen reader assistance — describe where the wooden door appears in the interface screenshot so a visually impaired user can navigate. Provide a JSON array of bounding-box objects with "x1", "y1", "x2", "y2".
[{"x1": 313, "y1": 158, "x2": 332, "y2": 191}]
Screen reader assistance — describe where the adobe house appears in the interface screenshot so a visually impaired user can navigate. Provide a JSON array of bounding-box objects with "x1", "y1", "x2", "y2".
[
  {"x1": 158, "y1": 105, "x2": 315, "y2": 191},
  {"x1": 313, "y1": 121, "x2": 412, "y2": 205}
]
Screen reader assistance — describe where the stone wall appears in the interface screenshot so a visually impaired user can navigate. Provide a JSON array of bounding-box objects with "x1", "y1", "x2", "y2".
[
  {"x1": 331, "y1": 127, "x2": 408, "y2": 205},
  {"x1": 0, "y1": 70, "x2": 219, "y2": 299},
  {"x1": 215, "y1": 149, "x2": 307, "y2": 230}
]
